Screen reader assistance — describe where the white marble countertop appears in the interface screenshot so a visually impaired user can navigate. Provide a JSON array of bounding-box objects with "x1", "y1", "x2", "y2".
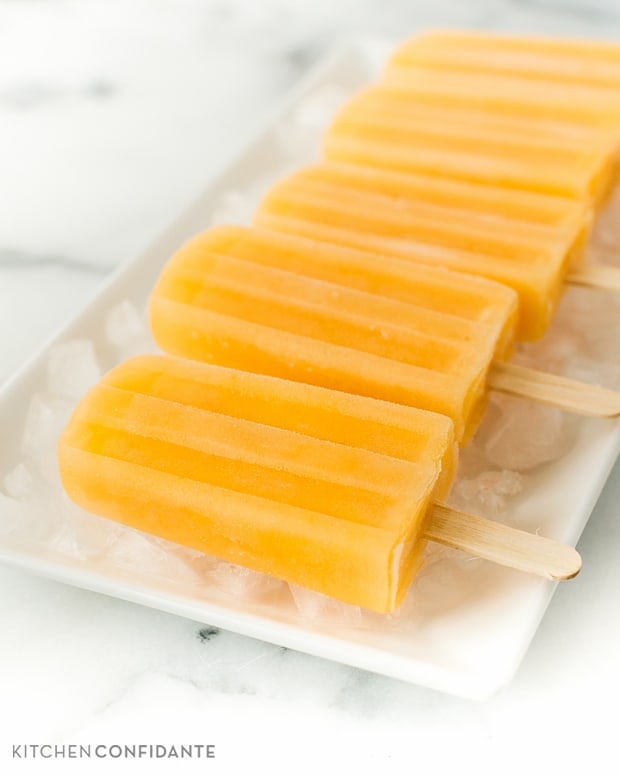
[{"x1": 1, "y1": 1, "x2": 620, "y2": 772}]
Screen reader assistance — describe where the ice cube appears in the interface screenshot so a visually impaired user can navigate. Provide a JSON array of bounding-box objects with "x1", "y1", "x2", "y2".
[
  {"x1": 0, "y1": 482, "x2": 63, "y2": 546},
  {"x1": 288, "y1": 583, "x2": 363, "y2": 625},
  {"x1": 413, "y1": 544, "x2": 486, "y2": 619},
  {"x1": 105, "y1": 300, "x2": 144, "y2": 346},
  {"x1": 552, "y1": 287, "x2": 620, "y2": 362},
  {"x1": 0, "y1": 492, "x2": 30, "y2": 537},
  {"x1": 46, "y1": 339, "x2": 101, "y2": 399},
  {"x1": 55, "y1": 495, "x2": 124, "y2": 560},
  {"x1": 563, "y1": 357, "x2": 620, "y2": 390},
  {"x1": 488, "y1": 469, "x2": 524, "y2": 497},
  {"x1": 105, "y1": 529, "x2": 204, "y2": 587},
  {"x1": 21, "y1": 393, "x2": 73, "y2": 490},
  {"x1": 517, "y1": 284, "x2": 620, "y2": 381},
  {"x1": 208, "y1": 191, "x2": 254, "y2": 227},
  {"x1": 207, "y1": 561, "x2": 286, "y2": 600},
  {"x1": 452, "y1": 469, "x2": 525, "y2": 518},
  {"x1": 21, "y1": 395, "x2": 56, "y2": 457},
  {"x1": 21, "y1": 393, "x2": 73, "y2": 459},
  {"x1": 484, "y1": 397, "x2": 575, "y2": 471},
  {"x1": 3, "y1": 462, "x2": 35, "y2": 501},
  {"x1": 104, "y1": 300, "x2": 154, "y2": 359},
  {"x1": 47, "y1": 508, "x2": 82, "y2": 558},
  {"x1": 516, "y1": 328, "x2": 585, "y2": 373}
]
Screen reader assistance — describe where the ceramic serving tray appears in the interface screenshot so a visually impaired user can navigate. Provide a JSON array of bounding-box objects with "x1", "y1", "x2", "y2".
[{"x1": 1, "y1": 38, "x2": 619, "y2": 700}]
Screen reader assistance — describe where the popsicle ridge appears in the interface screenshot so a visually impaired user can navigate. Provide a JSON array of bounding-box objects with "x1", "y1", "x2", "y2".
[
  {"x1": 294, "y1": 159, "x2": 593, "y2": 231},
  {"x1": 258, "y1": 173, "x2": 575, "y2": 263}
]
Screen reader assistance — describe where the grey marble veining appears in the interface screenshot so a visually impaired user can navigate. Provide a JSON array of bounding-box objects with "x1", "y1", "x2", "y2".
[{"x1": 0, "y1": 248, "x2": 110, "y2": 274}]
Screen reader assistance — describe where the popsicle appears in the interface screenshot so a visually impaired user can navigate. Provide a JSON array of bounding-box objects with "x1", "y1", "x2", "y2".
[
  {"x1": 325, "y1": 84, "x2": 619, "y2": 203},
  {"x1": 329, "y1": 85, "x2": 619, "y2": 163},
  {"x1": 58, "y1": 353, "x2": 455, "y2": 612},
  {"x1": 58, "y1": 354, "x2": 581, "y2": 613},
  {"x1": 149, "y1": 225, "x2": 519, "y2": 442},
  {"x1": 254, "y1": 164, "x2": 584, "y2": 339},
  {"x1": 390, "y1": 29, "x2": 620, "y2": 89},
  {"x1": 284, "y1": 159, "x2": 590, "y2": 235},
  {"x1": 382, "y1": 62, "x2": 620, "y2": 128}
]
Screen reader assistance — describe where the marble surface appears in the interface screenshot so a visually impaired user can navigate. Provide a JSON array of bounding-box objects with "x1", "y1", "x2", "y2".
[{"x1": 1, "y1": 1, "x2": 620, "y2": 772}]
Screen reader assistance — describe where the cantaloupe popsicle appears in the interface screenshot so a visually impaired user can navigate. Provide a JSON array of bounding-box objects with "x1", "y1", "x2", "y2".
[
  {"x1": 298, "y1": 159, "x2": 589, "y2": 234},
  {"x1": 149, "y1": 226, "x2": 518, "y2": 441},
  {"x1": 325, "y1": 83, "x2": 618, "y2": 202},
  {"x1": 255, "y1": 165, "x2": 580, "y2": 340},
  {"x1": 331, "y1": 85, "x2": 619, "y2": 158},
  {"x1": 58, "y1": 354, "x2": 456, "y2": 613},
  {"x1": 259, "y1": 162, "x2": 587, "y2": 248},
  {"x1": 390, "y1": 29, "x2": 620, "y2": 89},
  {"x1": 325, "y1": 85, "x2": 619, "y2": 202},
  {"x1": 383, "y1": 63, "x2": 620, "y2": 126}
]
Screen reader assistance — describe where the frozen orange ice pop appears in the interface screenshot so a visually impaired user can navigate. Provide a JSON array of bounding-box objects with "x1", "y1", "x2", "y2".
[
  {"x1": 58, "y1": 354, "x2": 456, "y2": 613},
  {"x1": 255, "y1": 164, "x2": 583, "y2": 339},
  {"x1": 297, "y1": 158, "x2": 589, "y2": 235},
  {"x1": 382, "y1": 61, "x2": 620, "y2": 127},
  {"x1": 328, "y1": 85, "x2": 619, "y2": 163},
  {"x1": 149, "y1": 226, "x2": 518, "y2": 441},
  {"x1": 58, "y1": 355, "x2": 582, "y2": 612},
  {"x1": 390, "y1": 29, "x2": 620, "y2": 89},
  {"x1": 325, "y1": 83, "x2": 619, "y2": 202}
]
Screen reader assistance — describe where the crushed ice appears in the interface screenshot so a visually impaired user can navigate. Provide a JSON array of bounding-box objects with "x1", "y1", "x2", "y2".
[
  {"x1": 452, "y1": 469, "x2": 525, "y2": 519},
  {"x1": 105, "y1": 300, "x2": 156, "y2": 361},
  {"x1": 483, "y1": 397, "x2": 575, "y2": 473},
  {"x1": 208, "y1": 191, "x2": 256, "y2": 227},
  {"x1": 46, "y1": 339, "x2": 100, "y2": 399},
  {"x1": 289, "y1": 584, "x2": 363, "y2": 626},
  {"x1": 208, "y1": 563, "x2": 287, "y2": 601}
]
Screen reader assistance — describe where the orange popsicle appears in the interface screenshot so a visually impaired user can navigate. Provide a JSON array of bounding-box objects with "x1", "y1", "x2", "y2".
[
  {"x1": 58, "y1": 354, "x2": 456, "y2": 613},
  {"x1": 325, "y1": 82, "x2": 619, "y2": 202},
  {"x1": 382, "y1": 62, "x2": 620, "y2": 126},
  {"x1": 149, "y1": 226, "x2": 518, "y2": 441},
  {"x1": 255, "y1": 164, "x2": 581, "y2": 339},
  {"x1": 329, "y1": 85, "x2": 618, "y2": 161},
  {"x1": 327, "y1": 87, "x2": 619, "y2": 202},
  {"x1": 390, "y1": 29, "x2": 620, "y2": 89}
]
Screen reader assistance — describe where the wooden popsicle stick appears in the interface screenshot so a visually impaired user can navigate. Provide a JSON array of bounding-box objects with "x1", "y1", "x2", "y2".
[
  {"x1": 488, "y1": 361, "x2": 620, "y2": 418},
  {"x1": 568, "y1": 264, "x2": 620, "y2": 293},
  {"x1": 425, "y1": 504, "x2": 581, "y2": 581}
]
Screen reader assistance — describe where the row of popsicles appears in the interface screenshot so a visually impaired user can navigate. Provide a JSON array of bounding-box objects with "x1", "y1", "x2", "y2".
[
  {"x1": 58, "y1": 29, "x2": 620, "y2": 612},
  {"x1": 260, "y1": 29, "x2": 620, "y2": 341}
]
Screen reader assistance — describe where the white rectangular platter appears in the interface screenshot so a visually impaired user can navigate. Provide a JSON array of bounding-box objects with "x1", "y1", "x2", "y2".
[{"x1": 1, "y1": 39, "x2": 619, "y2": 700}]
